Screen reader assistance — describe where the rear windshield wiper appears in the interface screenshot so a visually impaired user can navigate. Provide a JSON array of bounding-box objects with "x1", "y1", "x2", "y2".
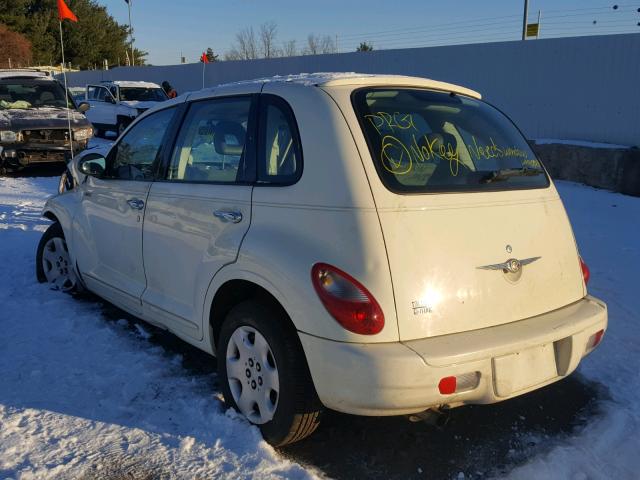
[{"x1": 480, "y1": 167, "x2": 544, "y2": 184}]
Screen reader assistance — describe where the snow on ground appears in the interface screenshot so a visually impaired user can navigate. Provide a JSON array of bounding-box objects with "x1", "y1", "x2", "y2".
[
  {"x1": 0, "y1": 176, "x2": 316, "y2": 479},
  {"x1": 0, "y1": 174, "x2": 638, "y2": 479},
  {"x1": 504, "y1": 182, "x2": 640, "y2": 480}
]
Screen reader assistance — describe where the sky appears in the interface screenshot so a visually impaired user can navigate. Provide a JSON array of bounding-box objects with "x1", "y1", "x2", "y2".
[{"x1": 98, "y1": 0, "x2": 640, "y2": 65}]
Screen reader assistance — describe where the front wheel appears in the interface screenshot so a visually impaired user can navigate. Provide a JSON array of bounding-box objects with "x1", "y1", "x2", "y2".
[
  {"x1": 36, "y1": 223, "x2": 78, "y2": 292},
  {"x1": 217, "y1": 300, "x2": 323, "y2": 446}
]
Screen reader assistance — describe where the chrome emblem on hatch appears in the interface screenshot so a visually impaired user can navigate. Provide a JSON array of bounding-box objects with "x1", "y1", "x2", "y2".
[{"x1": 477, "y1": 256, "x2": 541, "y2": 274}]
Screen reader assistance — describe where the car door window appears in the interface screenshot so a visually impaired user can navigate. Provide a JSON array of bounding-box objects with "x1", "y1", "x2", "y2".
[
  {"x1": 88, "y1": 86, "x2": 110, "y2": 102},
  {"x1": 257, "y1": 95, "x2": 302, "y2": 184},
  {"x1": 167, "y1": 97, "x2": 252, "y2": 183},
  {"x1": 106, "y1": 107, "x2": 176, "y2": 181}
]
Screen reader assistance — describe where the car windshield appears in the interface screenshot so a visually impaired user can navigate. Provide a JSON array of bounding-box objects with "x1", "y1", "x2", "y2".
[
  {"x1": 0, "y1": 81, "x2": 70, "y2": 109},
  {"x1": 119, "y1": 87, "x2": 167, "y2": 102},
  {"x1": 352, "y1": 88, "x2": 548, "y2": 193}
]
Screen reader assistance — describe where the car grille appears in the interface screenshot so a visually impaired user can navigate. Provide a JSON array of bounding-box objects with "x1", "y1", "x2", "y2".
[{"x1": 22, "y1": 129, "x2": 70, "y2": 145}]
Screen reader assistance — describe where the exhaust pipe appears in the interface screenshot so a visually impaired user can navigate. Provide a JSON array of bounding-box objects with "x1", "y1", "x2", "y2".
[{"x1": 407, "y1": 408, "x2": 451, "y2": 428}]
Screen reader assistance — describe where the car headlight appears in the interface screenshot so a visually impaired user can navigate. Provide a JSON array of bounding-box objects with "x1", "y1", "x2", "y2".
[
  {"x1": 0, "y1": 130, "x2": 19, "y2": 143},
  {"x1": 73, "y1": 127, "x2": 93, "y2": 141}
]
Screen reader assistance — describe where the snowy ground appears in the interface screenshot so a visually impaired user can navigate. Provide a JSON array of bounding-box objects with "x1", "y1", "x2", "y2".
[{"x1": 0, "y1": 171, "x2": 638, "y2": 479}]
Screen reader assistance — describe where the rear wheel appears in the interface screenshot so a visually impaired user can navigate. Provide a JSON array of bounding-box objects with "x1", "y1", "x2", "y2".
[
  {"x1": 36, "y1": 222, "x2": 78, "y2": 292},
  {"x1": 217, "y1": 300, "x2": 323, "y2": 446}
]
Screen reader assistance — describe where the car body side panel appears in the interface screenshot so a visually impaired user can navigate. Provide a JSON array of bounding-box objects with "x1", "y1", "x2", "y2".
[{"x1": 240, "y1": 82, "x2": 398, "y2": 343}]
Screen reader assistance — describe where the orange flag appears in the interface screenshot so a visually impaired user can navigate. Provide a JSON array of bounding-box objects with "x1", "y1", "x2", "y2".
[{"x1": 57, "y1": 0, "x2": 78, "y2": 22}]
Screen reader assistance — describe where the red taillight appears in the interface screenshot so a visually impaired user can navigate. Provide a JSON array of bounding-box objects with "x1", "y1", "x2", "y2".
[
  {"x1": 579, "y1": 256, "x2": 590, "y2": 285},
  {"x1": 311, "y1": 263, "x2": 384, "y2": 335}
]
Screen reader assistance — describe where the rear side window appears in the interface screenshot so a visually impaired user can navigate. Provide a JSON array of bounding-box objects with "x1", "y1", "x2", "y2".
[
  {"x1": 352, "y1": 88, "x2": 548, "y2": 193},
  {"x1": 257, "y1": 95, "x2": 302, "y2": 185}
]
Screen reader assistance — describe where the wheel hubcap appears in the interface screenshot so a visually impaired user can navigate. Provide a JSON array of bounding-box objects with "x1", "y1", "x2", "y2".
[
  {"x1": 42, "y1": 237, "x2": 76, "y2": 292},
  {"x1": 226, "y1": 325, "x2": 279, "y2": 424}
]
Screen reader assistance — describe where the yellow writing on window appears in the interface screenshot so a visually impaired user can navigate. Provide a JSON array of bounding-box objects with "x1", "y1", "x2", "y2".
[
  {"x1": 365, "y1": 112, "x2": 417, "y2": 135},
  {"x1": 365, "y1": 113, "x2": 533, "y2": 176}
]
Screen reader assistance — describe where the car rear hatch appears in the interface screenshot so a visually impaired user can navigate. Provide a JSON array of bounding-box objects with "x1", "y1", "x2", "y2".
[{"x1": 349, "y1": 86, "x2": 586, "y2": 341}]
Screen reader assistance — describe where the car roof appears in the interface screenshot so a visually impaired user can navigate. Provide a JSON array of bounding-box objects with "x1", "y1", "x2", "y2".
[
  {"x1": 216, "y1": 73, "x2": 481, "y2": 99},
  {"x1": 103, "y1": 80, "x2": 162, "y2": 89},
  {"x1": 0, "y1": 70, "x2": 53, "y2": 81}
]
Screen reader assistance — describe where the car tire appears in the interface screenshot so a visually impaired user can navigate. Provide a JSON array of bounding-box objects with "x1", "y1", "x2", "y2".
[
  {"x1": 36, "y1": 222, "x2": 79, "y2": 293},
  {"x1": 217, "y1": 299, "x2": 323, "y2": 446}
]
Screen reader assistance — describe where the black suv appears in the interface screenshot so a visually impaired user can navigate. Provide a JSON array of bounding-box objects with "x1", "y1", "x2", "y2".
[{"x1": 0, "y1": 70, "x2": 93, "y2": 173}]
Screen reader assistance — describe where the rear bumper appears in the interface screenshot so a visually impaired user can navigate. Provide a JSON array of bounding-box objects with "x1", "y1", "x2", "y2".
[{"x1": 299, "y1": 295, "x2": 607, "y2": 416}]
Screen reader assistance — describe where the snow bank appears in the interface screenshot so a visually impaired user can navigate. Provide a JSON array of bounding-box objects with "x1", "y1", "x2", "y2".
[
  {"x1": 0, "y1": 175, "x2": 638, "y2": 479},
  {"x1": 0, "y1": 177, "x2": 316, "y2": 479},
  {"x1": 504, "y1": 182, "x2": 640, "y2": 480}
]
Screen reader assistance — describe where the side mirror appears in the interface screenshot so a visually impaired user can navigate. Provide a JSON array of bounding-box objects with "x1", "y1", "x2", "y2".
[
  {"x1": 78, "y1": 102, "x2": 90, "y2": 113},
  {"x1": 78, "y1": 154, "x2": 106, "y2": 177},
  {"x1": 106, "y1": 96, "x2": 117, "y2": 105}
]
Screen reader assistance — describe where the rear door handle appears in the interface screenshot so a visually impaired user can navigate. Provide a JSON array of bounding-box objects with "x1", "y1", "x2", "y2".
[
  {"x1": 213, "y1": 210, "x2": 242, "y2": 223},
  {"x1": 127, "y1": 198, "x2": 145, "y2": 210}
]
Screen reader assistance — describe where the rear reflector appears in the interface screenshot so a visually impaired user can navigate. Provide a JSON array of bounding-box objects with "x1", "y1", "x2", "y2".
[
  {"x1": 438, "y1": 376, "x2": 457, "y2": 395},
  {"x1": 586, "y1": 329, "x2": 605, "y2": 351},
  {"x1": 439, "y1": 372, "x2": 480, "y2": 395}
]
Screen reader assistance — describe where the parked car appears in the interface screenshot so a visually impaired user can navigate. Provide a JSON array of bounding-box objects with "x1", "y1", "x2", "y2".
[
  {"x1": 37, "y1": 73, "x2": 607, "y2": 446},
  {"x1": 0, "y1": 69, "x2": 92, "y2": 174},
  {"x1": 68, "y1": 86, "x2": 87, "y2": 104},
  {"x1": 83, "y1": 80, "x2": 168, "y2": 137}
]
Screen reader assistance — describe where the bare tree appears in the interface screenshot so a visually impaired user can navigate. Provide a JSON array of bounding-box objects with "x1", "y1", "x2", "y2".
[
  {"x1": 223, "y1": 48, "x2": 241, "y2": 61},
  {"x1": 225, "y1": 24, "x2": 336, "y2": 61},
  {"x1": 320, "y1": 35, "x2": 337, "y2": 54},
  {"x1": 305, "y1": 34, "x2": 319, "y2": 55},
  {"x1": 259, "y1": 21, "x2": 278, "y2": 59},
  {"x1": 231, "y1": 26, "x2": 258, "y2": 60},
  {"x1": 282, "y1": 39, "x2": 297, "y2": 57},
  {"x1": 304, "y1": 34, "x2": 336, "y2": 55}
]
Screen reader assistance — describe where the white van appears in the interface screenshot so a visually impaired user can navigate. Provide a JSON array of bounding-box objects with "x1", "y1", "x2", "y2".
[{"x1": 37, "y1": 73, "x2": 607, "y2": 446}]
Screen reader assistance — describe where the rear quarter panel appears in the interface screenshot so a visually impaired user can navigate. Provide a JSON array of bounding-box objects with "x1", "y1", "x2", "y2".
[{"x1": 238, "y1": 82, "x2": 399, "y2": 343}]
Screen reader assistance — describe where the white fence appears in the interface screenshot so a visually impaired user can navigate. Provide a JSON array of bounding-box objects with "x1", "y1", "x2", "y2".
[{"x1": 66, "y1": 33, "x2": 640, "y2": 146}]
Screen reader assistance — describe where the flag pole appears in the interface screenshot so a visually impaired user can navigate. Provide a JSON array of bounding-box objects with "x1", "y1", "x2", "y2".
[
  {"x1": 59, "y1": 20, "x2": 74, "y2": 160},
  {"x1": 128, "y1": 0, "x2": 135, "y2": 66}
]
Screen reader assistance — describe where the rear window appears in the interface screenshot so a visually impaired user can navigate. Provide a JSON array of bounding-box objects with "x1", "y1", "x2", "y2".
[{"x1": 352, "y1": 88, "x2": 548, "y2": 193}]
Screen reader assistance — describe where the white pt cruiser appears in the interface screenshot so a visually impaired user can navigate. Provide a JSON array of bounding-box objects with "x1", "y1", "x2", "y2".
[{"x1": 37, "y1": 74, "x2": 607, "y2": 446}]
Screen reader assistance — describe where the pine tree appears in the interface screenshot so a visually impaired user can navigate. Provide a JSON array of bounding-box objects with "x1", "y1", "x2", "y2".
[
  {"x1": 356, "y1": 42, "x2": 374, "y2": 52},
  {"x1": 205, "y1": 47, "x2": 219, "y2": 63},
  {"x1": 0, "y1": 0, "x2": 146, "y2": 69}
]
